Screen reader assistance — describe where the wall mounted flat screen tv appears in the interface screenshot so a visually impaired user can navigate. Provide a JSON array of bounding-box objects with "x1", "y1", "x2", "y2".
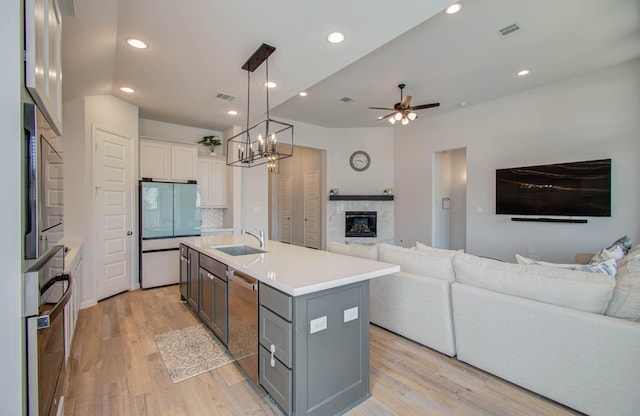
[{"x1": 496, "y1": 159, "x2": 611, "y2": 217}]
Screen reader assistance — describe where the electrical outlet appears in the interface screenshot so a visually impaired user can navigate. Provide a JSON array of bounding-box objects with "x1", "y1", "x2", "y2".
[
  {"x1": 309, "y1": 316, "x2": 327, "y2": 334},
  {"x1": 344, "y1": 306, "x2": 358, "y2": 323}
]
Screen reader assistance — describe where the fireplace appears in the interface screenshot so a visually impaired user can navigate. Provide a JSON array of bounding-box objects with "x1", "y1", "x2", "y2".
[{"x1": 345, "y1": 211, "x2": 377, "y2": 237}]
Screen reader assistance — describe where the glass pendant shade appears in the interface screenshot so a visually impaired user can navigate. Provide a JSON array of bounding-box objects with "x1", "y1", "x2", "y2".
[
  {"x1": 401, "y1": 116, "x2": 409, "y2": 125},
  {"x1": 388, "y1": 116, "x2": 396, "y2": 125},
  {"x1": 407, "y1": 112, "x2": 417, "y2": 121},
  {"x1": 394, "y1": 112, "x2": 403, "y2": 121}
]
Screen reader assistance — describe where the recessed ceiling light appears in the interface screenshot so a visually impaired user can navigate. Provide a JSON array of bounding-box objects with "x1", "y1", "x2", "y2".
[
  {"x1": 126, "y1": 38, "x2": 148, "y2": 49},
  {"x1": 227, "y1": 110, "x2": 238, "y2": 115},
  {"x1": 517, "y1": 69, "x2": 531, "y2": 76},
  {"x1": 120, "y1": 87, "x2": 135, "y2": 94},
  {"x1": 327, "y1": 32, "x2": 345, "y2": 44},
  {"x1": 299, "y1": 91, "x2": 308, "y2": 97},
  {"x1": 265, "y1": 81, "x2": 277, "y2": 88},
  {"x1": 445, "y1": 3, "x2": 462, "y2": 14},
  {"x1": 459, "y1": 101, "x2": 467, "y2": 107}
]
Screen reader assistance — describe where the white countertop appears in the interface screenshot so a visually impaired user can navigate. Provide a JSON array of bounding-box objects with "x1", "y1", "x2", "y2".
[
  {"x1": 179, "y1": 235, "x2": 400, "y2": 296},
  {"x1": 200, "y1": 227, "x2": 233, "y2": 234},
  {"x1": 60, "y1": 238, "x2": 84, "y2": 273}
]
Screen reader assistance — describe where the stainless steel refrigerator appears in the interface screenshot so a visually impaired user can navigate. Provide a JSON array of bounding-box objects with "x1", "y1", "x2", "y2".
[{"x1": 139, "y1": 180, "x2": 200, "y2": 289}]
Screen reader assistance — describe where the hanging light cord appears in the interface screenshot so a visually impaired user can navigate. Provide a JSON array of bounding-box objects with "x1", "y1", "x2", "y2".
[
  {"x1": 265, "y1": 55, "x2": 271, "y2": 141},
  {"x1": 245, "y1": 69, "x2": 251, "y2": 148}
]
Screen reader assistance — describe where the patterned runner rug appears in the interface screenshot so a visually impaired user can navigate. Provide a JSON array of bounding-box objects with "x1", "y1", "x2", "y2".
[{"x1": 155, "y1": 324, "x2": 235, "y2": 383}]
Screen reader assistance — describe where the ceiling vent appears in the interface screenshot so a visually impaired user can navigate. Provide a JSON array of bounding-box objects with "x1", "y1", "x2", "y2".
[
  {"x1": 216, "y1": 93, "x2": 236, "y2": 101},
  {"x1": 497, "y1": 23, "x2": 521, "y2": 38},
  {"x1": 340, "y1": 97, "x2": 354, "y2": 103}
]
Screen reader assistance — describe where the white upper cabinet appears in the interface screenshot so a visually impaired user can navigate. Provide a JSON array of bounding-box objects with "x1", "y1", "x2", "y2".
[
  {"x1": 171, "y1": 145, "x2": 198, "y2": 181},
  {"x1": 25, "y1": 0, "x2": 63, "y2": 135},
  {"x1": 139, "y1": 139, "x2": 198, "y2": 181},
  {"x1": 198, "y1": 157, "x2": 228, "y2": 208}
]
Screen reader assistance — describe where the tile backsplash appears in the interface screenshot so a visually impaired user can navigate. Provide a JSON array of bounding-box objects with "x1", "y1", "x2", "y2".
[{"x1": 201, "y1": 208, "x2": 224, "y2": 228}]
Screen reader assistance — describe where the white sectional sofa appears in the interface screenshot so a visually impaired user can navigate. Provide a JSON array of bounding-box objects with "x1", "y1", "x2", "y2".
[{"x1": 327, "y1": 242, "x2": 640, "y2": 416}]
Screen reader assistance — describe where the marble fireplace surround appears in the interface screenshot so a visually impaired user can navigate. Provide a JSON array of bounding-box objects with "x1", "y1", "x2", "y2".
[{"x1": 328, "y1": 199, "x2": 394, "y2": 244}]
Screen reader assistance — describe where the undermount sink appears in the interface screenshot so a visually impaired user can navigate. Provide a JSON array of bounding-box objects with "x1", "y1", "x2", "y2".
[{"x1": 214, "y1": 245, "x2": 266, "y2": 256}]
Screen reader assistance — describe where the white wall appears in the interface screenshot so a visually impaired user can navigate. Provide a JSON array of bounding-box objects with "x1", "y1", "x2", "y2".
[
  {"x1": 324, "y1": 127, "x2": 394, "y2": 195},
  {"x1": 139, "y1": 118, "x2": 222, "y2": 149},
  {"x1": 395, "y1": 60, "x2": 640, "y2": 262},
  {"x1": 239, "y1": 119, "x2": 395, "y2": 244},
  {"x1": 64, "y1": 95, "x2": 139, "y2": 306},
  {"x1": 1, "y1": 0, "x2": 25, "y2": 413},
  {"x1": 450, "y1": 147, "x2": 467, "y2": 250}
]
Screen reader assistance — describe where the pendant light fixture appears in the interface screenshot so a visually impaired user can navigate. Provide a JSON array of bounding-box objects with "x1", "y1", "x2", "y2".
[{"x1": 226, "y1": 43, "x2": 293, "y2": 169}]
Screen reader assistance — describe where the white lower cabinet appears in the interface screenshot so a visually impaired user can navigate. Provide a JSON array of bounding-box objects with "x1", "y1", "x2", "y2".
[
  {"x1": 64, "y1": 252, "x2": 82, "y2": 362},
  {"x1": 198, "y1": 157, "x2": 228, "y2": 207}
]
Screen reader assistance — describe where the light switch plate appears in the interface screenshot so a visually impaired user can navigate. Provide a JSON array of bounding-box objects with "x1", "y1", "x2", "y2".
[
  {"x1": 310, "y1": 316, "x2": 327, "y2": 334},
  {"x1": 344, "y1": 306, "x2": 358, "y2": 323}
]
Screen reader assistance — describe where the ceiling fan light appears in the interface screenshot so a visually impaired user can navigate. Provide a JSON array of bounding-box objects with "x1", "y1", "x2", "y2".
[
  {"x1": 394, "y1": 112, "x2": 403, "y2": 121},
  {"x1": 401, "y1": 117, "x2": 409, "y2": 125},
  {"x1": 388, "y1": 116, "x2": 396, "y2": 125},
  {"x1": 407, "y1": 112, "x2": 417, "y2": 120}
]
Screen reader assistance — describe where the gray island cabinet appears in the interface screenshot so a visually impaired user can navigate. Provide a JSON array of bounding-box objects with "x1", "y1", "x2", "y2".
[{"x1": 179, "y1": 235, "x2": 399, "y2": 416}]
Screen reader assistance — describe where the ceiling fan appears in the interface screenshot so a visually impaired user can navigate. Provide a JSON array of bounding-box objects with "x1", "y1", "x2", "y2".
[{"x1": 369, "y1": 84, "x2": 440, "y2": 125}]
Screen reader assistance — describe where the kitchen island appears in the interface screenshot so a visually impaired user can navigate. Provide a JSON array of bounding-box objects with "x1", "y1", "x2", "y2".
[{"x1": 179, "y1": 234, "x2": 399, "y2": 416}]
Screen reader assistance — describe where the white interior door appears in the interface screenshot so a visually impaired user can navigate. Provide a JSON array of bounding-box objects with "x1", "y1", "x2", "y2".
[
  {"x1": 279, "y1": 175, "x2": 292, "y2": 244},
  {"x1": 304, "y1": 171, "x2": 321, "y2": 249},
  {"x1": 94, "y1": 125, "x2": 134, "y2": 300}
]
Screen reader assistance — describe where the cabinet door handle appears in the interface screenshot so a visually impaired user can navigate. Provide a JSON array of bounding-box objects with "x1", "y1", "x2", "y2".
[
  {"x1": 270, "y1": 344, "x2": 276, "y2": 368},
  {"x1": 207, "y1": 272, "x2": 214, "y2": 280}
]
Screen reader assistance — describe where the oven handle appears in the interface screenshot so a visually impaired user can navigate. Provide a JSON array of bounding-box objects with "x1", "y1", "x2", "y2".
[{"x1": 37, "y1": 274, "x2": 71, "y2": 330}]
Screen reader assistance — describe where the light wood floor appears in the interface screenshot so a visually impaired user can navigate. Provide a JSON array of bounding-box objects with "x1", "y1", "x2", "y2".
[{"x1": 63, "y1": 286, "x2": 582, "y2": 416}]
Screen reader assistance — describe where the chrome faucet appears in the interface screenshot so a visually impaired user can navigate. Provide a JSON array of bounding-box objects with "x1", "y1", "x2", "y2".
[{"x1": 242, "y1": 229, "x2": 265, "y2": 248}]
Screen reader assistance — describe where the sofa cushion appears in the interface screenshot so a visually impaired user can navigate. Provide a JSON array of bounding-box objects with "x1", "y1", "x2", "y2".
[
  {"x1": 415, "y1": 241, "x2": 463, "y2": 255},
  {"x1": 378, "y1": 243, "x2": 455, "y2": 282},
  {"x1": 618, "y1": 244, "x2": 640, "y2": 268},
  {"x1": 605, "y1": 256, "x2": 640, "y2": 321},
  {"x1": 454, "y1": 253, "x2": 616, "y2": 314},
  {"x1": 327, "y1": 242, "x2": 379, "y2": 260}
]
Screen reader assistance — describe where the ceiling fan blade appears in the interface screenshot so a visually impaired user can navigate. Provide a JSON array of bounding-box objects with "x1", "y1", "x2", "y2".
[
  {"x1": 368, "y1": 106, "x2": 395, "y2": 110},
  {"x1": 376, "y1": 112, "x2": 396, "y2": 120},
  {"x1": 400, "y1": 95, "x2": 412, "y2": 108},
  {"x1": 409, "y1": 102, "x2": 440, "y2": 110}
]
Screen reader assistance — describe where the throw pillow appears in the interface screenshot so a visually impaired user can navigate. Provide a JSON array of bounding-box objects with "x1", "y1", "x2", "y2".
[
  {"x1": 609, "y1": 235, "x2": 633, "y2": 253},
  {"x1": 515, "y1": 254, "x2": 617, "y2": 276},
  {"x1": 588, "y1": 247, "x2": 617, "y2": 264}
]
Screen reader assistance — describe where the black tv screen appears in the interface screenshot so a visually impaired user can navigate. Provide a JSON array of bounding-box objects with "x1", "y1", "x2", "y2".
[{"x1": 496, "y1": 159, "x2": 611, "y2": 217}]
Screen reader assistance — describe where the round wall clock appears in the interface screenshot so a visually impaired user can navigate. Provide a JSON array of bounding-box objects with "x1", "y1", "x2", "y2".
[{"x1": 349, "y1": 151, "x2": 371, "y2": 171}]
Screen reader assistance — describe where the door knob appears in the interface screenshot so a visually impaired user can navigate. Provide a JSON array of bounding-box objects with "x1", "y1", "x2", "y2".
[{"x1": 127, "y1": 230, "x2": 133, "y2": 235}]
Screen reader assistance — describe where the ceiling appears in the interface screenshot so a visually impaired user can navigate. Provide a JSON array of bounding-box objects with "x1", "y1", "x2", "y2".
[{"x1": 61, "y1": 0, "x2": 640, "y2": 133}]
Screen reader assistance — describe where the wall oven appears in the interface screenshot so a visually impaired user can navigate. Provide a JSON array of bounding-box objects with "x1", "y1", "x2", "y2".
[
  {"x1": 24, "y1": 102, "x2": 64, "y2": 260},
  {"x1": 24, "y1": 245, "x2": 69, "y2": 416}
]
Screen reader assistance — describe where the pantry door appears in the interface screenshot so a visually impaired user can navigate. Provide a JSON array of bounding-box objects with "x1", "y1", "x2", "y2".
[
  {"x1": 279, "y1": 174, "x2": 292, "y2": 244},
  {"x1": 93, "y1": 125, "x2": 135, "y2": 300},
  {"x1": 304, "y1": 171, "x2": 321, "y2": 249}
]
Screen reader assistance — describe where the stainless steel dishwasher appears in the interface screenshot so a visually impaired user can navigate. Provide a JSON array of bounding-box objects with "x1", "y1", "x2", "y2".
[{"x1": 227, "y1": 269, "x2": 259, "y2": 383}]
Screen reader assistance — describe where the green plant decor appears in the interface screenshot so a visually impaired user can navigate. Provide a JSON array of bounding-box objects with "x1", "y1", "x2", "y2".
[{"x1": 198, "y1": 135, "x2": 222, "y2": 153}]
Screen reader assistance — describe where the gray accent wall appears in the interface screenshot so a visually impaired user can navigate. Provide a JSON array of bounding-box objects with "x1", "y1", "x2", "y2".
[{"x1": 394, "y1": 59, "x2": 640, "y2": 262}]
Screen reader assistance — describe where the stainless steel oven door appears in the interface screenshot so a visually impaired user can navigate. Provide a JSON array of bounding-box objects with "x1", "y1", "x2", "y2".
[
  {"x1": 24, "y1": 245, "x2": 69, "y2": 416},
  {"x1": 26, "y1": 274, "x2": 70, "y2": 416}
]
